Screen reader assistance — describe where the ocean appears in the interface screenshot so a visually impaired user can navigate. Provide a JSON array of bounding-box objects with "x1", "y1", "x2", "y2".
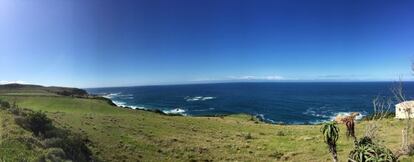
[{"x1": 87, "y1": 82, "x2": 414, "y2": 124}]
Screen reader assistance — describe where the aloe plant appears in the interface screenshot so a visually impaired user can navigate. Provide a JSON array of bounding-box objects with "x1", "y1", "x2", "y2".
[
  {"x1": 348, "y1": 137, "x2": 396, "y2": 162},
  {"x1": 321, "y1": 122, "x2": 340, "y2": 162}
]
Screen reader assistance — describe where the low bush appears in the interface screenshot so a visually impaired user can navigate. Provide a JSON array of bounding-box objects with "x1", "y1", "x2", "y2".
[
  {"x1": 59, "y1": 134, "x2": 92, "y2": 161},
  {"x1": 9, "y1": 107, "x2": 25, "y2": 116},
  {"x1": 25, "y1": 111, "x2": 53, "y2": 136},
  {"x1": 361, "y1": 112, "x2": 395, "y2": 121},
  {"x1": 12, "y1": 109, "x2": 96, "y2": 161},
  {"x1": 244, "y1": 132, "x2": 253, "y2": 140},
  {"x1": 0, "y1": 100, "x2": 10, "y2": 109},
  {"x1": 38, "y1": 148, "x2": 67, "y2": 162},
  {"x1": 348, "y1": 137, "x2": 397, "y2": 162}
]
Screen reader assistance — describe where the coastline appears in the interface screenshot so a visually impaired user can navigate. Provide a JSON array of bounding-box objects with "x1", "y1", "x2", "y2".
[
  {"x1": 86, "y1": 82, "x2": 396, "y2": 125},
  {"x1": 99, "y1": 93, "x2": 367, "y2": 125}
]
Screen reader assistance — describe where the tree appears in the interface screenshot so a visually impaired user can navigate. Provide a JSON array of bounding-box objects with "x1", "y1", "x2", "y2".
[
  {"x1": 392, "y1": 81, "x2": 412, "y2": 155},
  {"x1": 321, "y1": 122, "x2": 340, "y2": 162}
]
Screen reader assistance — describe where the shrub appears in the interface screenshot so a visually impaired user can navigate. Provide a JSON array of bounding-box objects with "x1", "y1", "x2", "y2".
[
  {"x1": 362, "y1": 112, "x2": 395, "y2": 121},
  {"x1": 14, "y1": 116, "x2": 28, "y2": 128},
  {"x1": 321, "y1": 122, "x2": 339, "y2": 162},
  {"x1": 9, "y1": 107, "x2": 25, "y2": 116},
  {"x1": 348, "y1": 137, "x2": 397, "y2": 162},
  {"x1": 42, "y1": 137, "x2": 64, "y2": 148},
  {"x1": 58, "y1": 134, "x2": 93, "y2": 161},
  {"x1": 11, "y1": 108, "x2": 95, "y2": 161},
  {"x1": 0, "y1": 101, "x2": 10, "y2": 109},
  {"x1": 38, "y1": 148, "x2": 67, "y2": 162},
  {"x1": 244, "y1": 132, "x2": 253, "y2": 140},
  {"x1": 26, "y1": 111, "x2": 53, "y2": 136}
]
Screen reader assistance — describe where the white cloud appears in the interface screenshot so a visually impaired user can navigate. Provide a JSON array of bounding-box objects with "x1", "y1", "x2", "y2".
[
  {"x1": 230, "y1": 75, "x2": 285, "y2": 81},
  {"x1": 0, "y1": 80, "x2": 28, "y2": 84}
]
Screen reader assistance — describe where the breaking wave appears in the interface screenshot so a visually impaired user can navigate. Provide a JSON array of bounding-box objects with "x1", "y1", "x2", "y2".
[
  {"x1": 303, "y1": 106, "x2": 366, "y2": 124},
  {"x1": 162, "y1": 108, "x2": 187, "y2": 115},
  {"x1": 255, "y1": 114, "x2": 278, "y2": 124},
  {"x1": 193, "y1": 107, "x2": 215, "y2": 112},
  {"x1": 102, "y1": 93, "x2": 134, "y2": 100},
  {"x1": 100, "y1": 92, "x2": 187, "y2": 116},
  {"x1": 185, "y1": 96, "x2": 216, "y2": 102}
]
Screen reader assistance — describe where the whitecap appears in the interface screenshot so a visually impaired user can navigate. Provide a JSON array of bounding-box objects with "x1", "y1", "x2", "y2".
[
  {"x1": 255, "y1": 114, "x2": 277, "y2": 124},
  {"x1": 201, "y1": 97, "x2": 215, "y2": 101},
  {"x1": 112, "y1": 100, "x2": 127, "y2": 107},
  {"x1": 329, "y1": 112, "x2": 366, "y2": 121},
  {"x1": 193, "y1": 107, "x2": 215, "y2": 112},
  {"x1": 102, "y1": 93, "x2": 134, "y2": 100},
  {"x1": 126, "y1": 105, "x2": 147, "y2": 110},
  {"x1": 102, "y1": 92, "x2": 121, "y2": 99},
  {"x1": 303, "y1": 106, "x2": 332, "y2": 119},
  {"x1": 163, "y1": 108, "x2": 187, "y2": 115},
  {"x1": 185, "y1": 96, "x2": 216, "y2": 102}
]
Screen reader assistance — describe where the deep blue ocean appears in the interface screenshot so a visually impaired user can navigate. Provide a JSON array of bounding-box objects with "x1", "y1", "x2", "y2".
[{"x1": 87, "y1": 82, "x2": 414, "y2": 124}]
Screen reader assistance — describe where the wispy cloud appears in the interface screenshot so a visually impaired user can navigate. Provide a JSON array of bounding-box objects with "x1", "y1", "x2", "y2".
[
  {"x1": 229, "y1": 75, "x2": 286, "y2": 81},
  {"x1": 189, "y1": 75, "x2": 286, "y2": 83},
  {"x1": 0, "y1": 80, "x2": 28, "y2": 84}
]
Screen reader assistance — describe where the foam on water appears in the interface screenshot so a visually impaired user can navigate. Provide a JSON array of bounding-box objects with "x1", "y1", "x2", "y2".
[
  {"x1": 185, "y1": 96, "x2": 216, "y2": 102},
  {"x1": 302, "y1": 105, "x2": 367, "y2": 124},
  {"x1": 163, "y1": 108, "x2": 187, "y2": 115},
  {"x1": 193, "y1": 108, "x2": 215, "y2": 112},
  {"x1": 329, "y1": 112, "x2": 366, "y2": 121},
  {"x1": 102, "y1": 93, "x2": 121, "y2": 99},
  {"x1": 255, "y1": 114, "x2": 278, "y2": 124},
  {"x1": 104, "y1": 93, "x2": 187, "y2": 115},
  {"x1": 102, "y1": 93, "x2": 134, "y2": 100},
  {"x1": 87, "y1": 82, "x2": 414, "y2": 124}
]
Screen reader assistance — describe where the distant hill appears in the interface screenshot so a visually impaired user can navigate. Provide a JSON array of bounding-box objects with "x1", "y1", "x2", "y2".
[{"x1": 0, "y1": 84, "x2": 88, "y2": 97}]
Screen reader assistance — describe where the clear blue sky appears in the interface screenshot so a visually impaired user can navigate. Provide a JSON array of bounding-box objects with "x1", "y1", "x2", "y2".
[{"x1": 1, "y1": 0, "x2": 414, "y2": 88}]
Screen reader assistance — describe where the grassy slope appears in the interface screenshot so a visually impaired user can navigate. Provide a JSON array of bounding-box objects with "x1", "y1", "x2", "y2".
[
  {"x1": 0, "y1": 109, "x2": 44, "y2": 161},
  {"x1": 1, "y1": 93, "x2": 414, "y2": 161}
]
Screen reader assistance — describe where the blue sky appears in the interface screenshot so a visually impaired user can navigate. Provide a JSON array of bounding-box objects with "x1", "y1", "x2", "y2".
[{"x1": 1, "y1": 0, "x2": 414, "y2": 88}]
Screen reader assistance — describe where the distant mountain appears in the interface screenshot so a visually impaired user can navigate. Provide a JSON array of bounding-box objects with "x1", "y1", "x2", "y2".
[{"x1": 0, "y1": 84, "x2": 88, "y2": 97}]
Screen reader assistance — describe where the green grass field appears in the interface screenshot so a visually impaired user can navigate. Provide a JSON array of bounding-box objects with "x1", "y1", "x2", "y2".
[{"x1": 1, "y1": 89, "x2": 414, "y2": 161}]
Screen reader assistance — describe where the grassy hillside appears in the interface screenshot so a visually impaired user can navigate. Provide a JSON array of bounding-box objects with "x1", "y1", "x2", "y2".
[
  {"x1": 1, "y1": 84, "x2": 414, "y2": 161},
  {"x1": 0, "y1": 109, "x2": 43, "y2": 161},
  {"x1": 0, "y1": 84, "x2": 87, "y2": 97}
]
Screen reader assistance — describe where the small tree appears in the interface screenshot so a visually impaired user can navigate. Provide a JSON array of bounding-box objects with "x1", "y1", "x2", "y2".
[
  {"x1": 321, "y1": 122, "x2": 340, "y2": 162},
  {"x1": 391, "y1": 80, "x2": 412, "y2": 155},
  {"x1": 343, "y1": 116, "x2": 357, "y2": 144}
]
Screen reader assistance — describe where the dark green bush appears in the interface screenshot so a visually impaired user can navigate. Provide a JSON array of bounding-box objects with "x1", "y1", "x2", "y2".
[
  {"x1": 9, "y1": 107, "x2": 25, "y2": 116},
  {"x1": 0, "y1": 100, "x2": 10, "y2": 109},
  {"x1": 59, "y1": 134, "x2": 93, "y2": 161},
  {"x1": 25, "y1": 111, "x2": 53, "y2": 136},
  {"x1": 13, "y1": 110, "x2": 95, "y2": 161}
]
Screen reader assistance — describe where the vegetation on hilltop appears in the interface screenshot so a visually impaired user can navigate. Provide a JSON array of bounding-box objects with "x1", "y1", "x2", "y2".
[{"x1": 0, "y1": 84, "x2": 88, "y2": 97}]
